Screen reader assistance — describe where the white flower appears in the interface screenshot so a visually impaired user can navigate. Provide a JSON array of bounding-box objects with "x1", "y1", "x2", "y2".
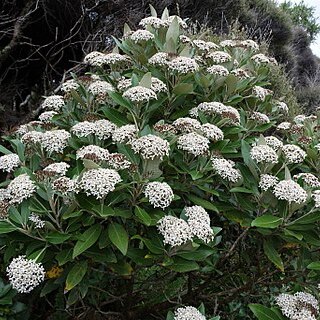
[
  {"x1": 150, "y1": 78, "x2": 167, "y2": 93},
  {"x1": 88, "y1": 81, "x2": 114, "y2": 95},
  {"x1": 249, "y1": 112, "x2": 270, "y2": 124},
  {"x1": 149, "y1": 52, "x2": 171, "y2": 66},
  {"x1": 207, "y1": 51, "x2": 232, "y2": 63},
  {"x1": 112, "y1": 124, "x2": 137, "y2": 144},
  {"x1": 294, "y1": 114, "x2": 306, "y2": 124},
  {"x1": 193, "y1": 39, "x2": 218, "y2": 51},
  {"x1": 52, "y1": 176, "x2": 78, "y2": 194},
  {"x1": 164, "y1": 16, "x2": 188, "y2": 28},
  {"x1": 294, "y1": 173, "x2": 320, "y2": 188},
  {"x1": 61, "y1": 79, "x2": 79, "y2": 93},
  {"x1": 220, "y1": 39, "x2": 238, "y2": 47},
  {"x1": 144, "y1": 182, "x2": 174, "y2": 209},
  {"x1": 174, "y1": 306, "x2": 206, "y2": 320},
  {"x1": 185, "y1": 206, "x2": 214, "y2": 243},
  {"x1": 84, "y1": 51, "x2": 106, "y2": 67},
  {"x1": 157, "y1": 216, "x2": 192, "y2": 246},
  {"x1": 43, "y1": 162, "x2": 69, "y2": 176},
  {"x1": 41, "y1": 130, "x2": 70, "y2": 153},
  {"x1": 139, "y1": 17, "x2": 166, "y2": 29},
  {"x1": 273, "y1": 180, "x2": 307, "y2": 204},
  {"x1": 250, "y1": 145, "x2": 278, "y2": 163},
  {"x1": 130, "y1": 29, "x2": 154, "y2": 43},
  {"x1": 259, "y1": 174, "x2": 279, "y2": 191},
  {"x1": 117, "y1": 78, "x2": 132, "y2": 91},
  {"x1": 253, "y1": 86, "x2": 273, "y2": 101},
  {"x1": 265, "y1": 136, "x2": 283, "y2": 151},
  {"x1": 168, "y1": 57, "x2": 199, "y2": 74},
  {"x1": 275, "y1": 101, "x2": 289, "y2": 113},
  {"x1": 103, "y1": 53, "x2": 131, "y2": 66},
  {"x1": 123, "y1": 86, "x2": 157, "y2": 103},
  {"x1": 71, "y1": 121, "x2": 96, "y2": 137},
  {"x1": 0, "y1": 154, "x2": 20, "y2": 172},
  {"x1": 21, "y1": 131, "x2": 44, "y2": 145},
  {"x1": 179, "y1": 35, "x2": 191, "y2": 43},
  {"x1": 173, "y1": 117, "x2": 201, "y2": 133},
  {"x1": 251, "y1": 54, "x2": 270, "y2": 64},
  {"x1": 277, "y1": 121, "x2": 292, "y2": 130},
  {"x1": 79, "y1": 168, "x2": 121, "y2": 199},
  {"x1": 231, "y1": 68, "x2": 250, "y2": 79},
  {"x1": 211, "y1": 157, "x2": 242, "y2": 183},
  {"x1": 315, "y1": 144, "x2": 320, "y2": 152},
  {"x1": 94, "y1": 119, "x2": 116, "y2": 140},
  {"x1": 7, "y1": 256, "x2": 45, "y2": 293},
  {"x1": 29, "y1": 213, "x2": 45, "y2": 229},
  {"x1": 7, "y1": 174, "x2": 36, "y2": 204},
  {"x1": 41, "y1": 95, "x2": 65, "y2": 111},
  {"x1": 38, "y1": 111, "x2": 58, "y2": 123},
  {"x1": 282, "y1": 144, "x2": 306, "y2": 164},
  {"x1": 76, "y1": 145, "x2": 109, "y2": 161},
  {"x1": 130, "y1": 135, "x2": 170, "y2": 160},
  {"x1": 312, "y1": 190, "x2": 320, "y2": 207},
  {"x1": 240, "y1": 40, "x2": 259, "y2": 51},
  {"x1": 177, "y1": 132, "x2": 210, "y2": 156},
  {"x1": 106, "y1": 153, "x2": 131, "y2": 170},
  {"x1": 207, "y1": 65, "x2": 229, "y2": 76},
  {"x1": 200, "y1": 123, "x2": 224, "y2": 141}
]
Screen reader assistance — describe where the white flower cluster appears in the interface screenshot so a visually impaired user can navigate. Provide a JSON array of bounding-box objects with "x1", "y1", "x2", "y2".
[
  {"x1": 193, "y1": 39, "x2": 218, "y2": 51},
  {"x1": 294, "y1": 173, "x2": 320, "y2": 188},
  {"x1": 293, "y1": 114, "x2": 306, "y2": 124},
  {"x1": 29, "y1": 213, "x2": 45, "y2": 229},
  {"x1": 7, "y1": 256, "x2": 45, "y2": 293},
  {"x1": 0, "y1": 154, "x2": 20, "y2": 172},
  {"x1": 200, "y1": 123, "x2": 224, "y2": 141},
  {"x1": 277, "y1": 121, "x2": 292, "y2": 130},
  {"x1": 251, "y1": 54, "x2": 271, "y2": 64},
  {"x1": 179, "y1": 35, "x2": 191, "y2": 43},
  {"x1": 250, "y1": 145, "x2": 278, "y2": 163},
  {"x1": 117, "y1": 78, "x2": 132, "y2": 91},
  {"x1": 185, "y1": 206, "x2": 214, "y2": 243},
  {"x1": 150, "y1": 77, "x2": 167, "y2": 93},
  {"x1": 211, "y1": 157, "x2": 241, "y2": 183},
  {"x1": 240, "y1": 39, "x2": 259, "y2": 51},
  {"x1": 157, "y1": 216, "x2": 192, "y2": 246},
  {"x1": 220, "y1": 40, "x2": 238, "y2": 47},
  {"x1": 174, "y1": 306, "x2": 206, "y2": 320},
  {"x1": 76, "y1": 145, "x2": 109, "y2": 161},
  {"x1": 273, "y1": 180, "x2": 308, "y2": 204},
  {"x1": 79, "y1": 168, "x2": 121, "y2": 199},
  {"x1": 207, "y1": 65, "x2": 229, "y2": 76},
  {"x1": 130, "y1": 29, "x2": 155, "y2": 43},
  {"x1": 41, "y1": 95, "x2": 65, "y2": 111},
  {"x1": 231, "y1": 68, "x2": 250, "y2": 79},
  {"x1": 38, "y1": 111, "x2": 58, "y2": 123},
  {"x1": 165, "y1": 15, "x2": 188, "y2": 28},
  {"x1": 168, "y1": 57, "x2": 199, "y2": 74},
  {"x1": 265, "y1": 136, "x2": 283, "y2": 151},
  {"x1": 130, "y1": 135, "x2": 170, "y2": 160},
  {"x1": 249, "y1": 112, "x2": 270, "y2": 124},
  {"x1": 52, "y1": 176, "x2": 78, "y2": 194},
  {"x1": 61, "y1": 79, "x2": 79, "y2": 93},
  {"x1": 259, "y1": 174, "x2": 279, "y2": 191},
  {"x1": 275, "y1": 101, "x2": 289, "y2": 113},
  {"x1": 148, "y1": 52, "x2": 171, "y2": 66},
  {"x1": 43, "y1": 162, "x2": 70, "y2": 176},
  {"x1": 41, "y1": 130, "x2": 70, "y2": 153},
  {"x1": 276, "y1": 292, "x2": 319, "y2": 320},
  {"x1": 71, "y1": 120, "x2": 116, "y2": 139},
  {"x1": 84, "y1": 51, "x2": 106, "y2": 67},
  {"x1": 177, "y1": 132, "x2": 210, "y2": 156},
  {"x1": 252, "y1": 86, "x2": 273, "y2": 101},
  {"x1": 139, "y1": 17, "x2": 166, "y2": 29},
  {"x1": 21, "y1": 131, "x2": 43, "y2": 145},
  {"x1": 88, "y1": 80, "x2": 114, "y2": 96},
  {"x1": 173, "y1": 117, "x2": 201, "y2": 133},
  {"x1": 106, "y1": 153, "x2": 131, "y2": 170},
  {"x1": 84, "y1": 51, "x2": 130, "y2": 67},
  {"x1": 123, "y1": 86, "x2": 157, "y2": 103},
  {"x1": 282, "y1": 144, "x2": 306, "y2": 164},
  {"x1": 144, "y1": 182, "x2": 174, "y2": 209},
  {"x1": 112, "y1": 124, "x2": 137, "y2": 144},
  {"x1": 312, "y1": 190, "x2": 320, "y2": 207},
  {"x1": 7, "y1": 174, "x2": 36, "y2": 204},
  {"x1": 207, "y1": 51, "x2": 232, "y2": 63}
]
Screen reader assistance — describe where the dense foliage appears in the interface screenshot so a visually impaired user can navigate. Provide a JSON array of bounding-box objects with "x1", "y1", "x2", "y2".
[{"x1": 0, "y1": 6, "x2": 320, "y2": 320}]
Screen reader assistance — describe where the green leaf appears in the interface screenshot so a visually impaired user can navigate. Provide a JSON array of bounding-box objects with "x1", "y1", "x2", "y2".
[
  {"x1": 135, "y1": 207, "x2": 152, "y2": 226},
  {"x1": 102, "y1": 107, "x2": 128, "y2": 126},
  {"x1": 149, "y1": 4, "x2": 157, "y2": 17},
  {"x1": 0, "y1": 221, "x2": 17, "y2": 234},
  {"x1": 166, "y1": 311, "x2": 175, "y2": 320},
  {"x1": 251, "y1": 215, "x2": 283, "y2": 229},
  {"x1": 108, "y1": 223, "x2": 129, "y2": 255},
  {"x1": 188, "y1": 194, "x2": 218, "y2": 212},
  {"x1": 249, "y1": 304, "x2": 283, "y2": 320},
  {"x1": 307, "y1": 262, "x2": 320, "y2": 270},
  {"x1": 65, "y1": 261, "x2": 88, "y2": 292},
  {"x1": 230, "y1": 187, "x2": 254, "y2": 194},
  {"x1": 166, "y1": 16, "x2": 179, "y2": 44},
  {"x1": 46, "y1": 232, "x2": 71, "y2": 244},
  {"x1": 0, "y1": 145, "x2": 12, "y2": 155},
  {"x1": 169, "y1": 257, "x2": 199, "y2": 272},
  {"x1": 139, "y1": 72, "x2": 152, "y2": 89},
  {"x1": 263, "y1": 239, "x2": 284, "y2": 271},
  {"x1": 177, "y1": 247, "x2": 214, "y2": 261},
  {"x1": 173, "y1": 83, "x2": 193, "y2": 95},
  {"x1": 72, "y1": 224, "x2": 102, "y2": 258},
  {"x1": 82, "y1": 159, "x2": 100, "y2": 169}
]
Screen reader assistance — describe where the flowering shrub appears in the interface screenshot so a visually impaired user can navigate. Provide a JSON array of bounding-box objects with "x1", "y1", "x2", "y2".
[{"x1": 0, "y1": 6, "x2": 319, "y2": 319}]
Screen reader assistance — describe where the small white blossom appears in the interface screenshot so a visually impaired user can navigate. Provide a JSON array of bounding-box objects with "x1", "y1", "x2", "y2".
[
  {"x1": 177, "y1": 132, "x2": 210, "y2": 156},
  {"x1": 259, "y1": 174, "x2": 279, "y2": 191},
  {"x1": 294, "y1": 173, "x2": 320, "y2": 188},
  {"x1": 148, "y1": 52, "x2": 171, "y2": 66},
  {"x1": 174, "y1": 306, "x2": 206, "y2": 320},
  {"x1": 273, "y1": 180, "x2": 308, "y2": 204},
  {"x1": 251, "y1": 54, "x2": 270, "y2": 64},
  {"x1": 52, "y1": 176, "x2": 78, "y2": 194},
  {"x1": 265, "y1": 136, "x2": 283, "y2": 151},
  {"x1": 41, "y1": 130, "x2": 70, "y2": 153},
  {"x1": 207, "y1": 51, "x2": 232, "y2": 63},
  {"x1": 231, "y1": 68, "x2": 250, "y2": 79},
  {"x1": 123, "y1": 86, "x2": 157, "y2": 103},
  {"x1": 130, "y1": 29, "x2": 154, "y2": 43},
  {"x1": 117, "y1": 78, "x2": 132, "y2": 91},
  {"x1": 193, "y1": 39, "x2": 218, "y2": 52},
  {"x1": 185, "y1": 206, "x2": 214, "y2": 243},
  {"x1": 103, "y1": 53, "x2": 131, "y2": 66},
  {"x1": 0, "y1": 154, "x2": 20, "y2": 172},
  {"x1": 7, "y1": 256, "x2": 45, "y2": 293},
  {"x1": 84, "y1": 51, "x2": 106, "y2": 67},
  {"x1": 112, "y1": 125, "x2": 137, "y2": 144},
  {"x1": 220, "y1": 40, "x2": 238, "y2": 47},
  {"x1": 179, "y1": 35, "x2": 192, "y2": 43},
  {"x1": 157, "y1": 216, "x2": 192, "y2": 246},
  {"x1": 211, "y1": 157, "x2": 242, "y2": 183},
  {"x1": 94, "y1": 119, "x2": 116, "y2": 140},
  {"x1": 71, "y1": 121, "x2": 96, "y2": 137},
  {"x1": 315, "y1": 144, "x2": 320, "y2": 152},
  {"x1": 38, "y1": 111, "x2": 58, "y2": 123},
  {"x1": 207, "y1": 65, "x2": 229, "y2": 76},
  {"x1": 145, "y1": 182, "x2": 174, "y2": 209},
  {"x1": 164, "y1": 16, "x2": 188, "y2": 28},
  {"x1": 130, "y1": 135, "x2": 170, "y2": 160},
  {"x1": 43, "y1": 162, "x2": 69, "y2": 176},
  {"x1": 240, "y1": 40, "x2": 259, "y2": 51},
  {"x1": 282, "y1": 144, "x2": 306, "y2": 164},
  {"x1": 150, "y1": 77, "x2": 167, "y2": 93},
  {"x1": 41, "y1": 95, "x2": 65, "y2": 111},
  {"x1": 173, "y1": 118, "x2": 201, "y2": 133},
  {"x1": 106, "y1": 153, "x2": 131, "y2": 170},
  {"x1": 29, "y1": 213, "x2": 45, "y2": 229},
  {"x1": 250, "y1": 145, "x2": 278, "y2": 163},
  {"x1": 275, "y1": 101, "x2": 289, "y2": 113},
  {"x1": 312, "y1": 190, "x2": 320, "y2": 207},
  {"x1": 88, "y1": 81, "x2": 114, "y2": 95},
  {"x1": 79, "y1": 168, "x2": 121, "y2": 199},
  {"x1": 168, "y1": 57, "x2": 199, "y2": 74},
  {"x1": 277, "y1": 121, "x2": 292, "y2": 130},
  {"x1": 21, "y1": 131, "x2": 44, "y2": 145},
  {"x1": 139, "y1": 17, "x2": 166, "y2": 29},
  {"x1": 294, "y1": 114, "x2": 306, "y2": 124},
  {"x1": 76, "y1": 145, "x2": 109, "y2": 161},
  {"x1": 200, "y1": 123, "x2": 224, "y2": 141},
  {"x1": 61, "y1": 79, "x2": 79, "y2": 93},
  {"x1": 7, "y1": 174, "x2": 36, "y2": 204},
  {"x1": 249, "y1": 112, "x2": 270, "y2": 124},
  {"x1": 253, "y1": 86, "x2": 273, "y2": 101}
]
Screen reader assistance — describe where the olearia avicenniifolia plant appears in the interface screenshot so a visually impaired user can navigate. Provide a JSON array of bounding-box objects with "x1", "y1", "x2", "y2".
[{"x1": 0, "y1": 5, "x2": 320, "y2": 320}]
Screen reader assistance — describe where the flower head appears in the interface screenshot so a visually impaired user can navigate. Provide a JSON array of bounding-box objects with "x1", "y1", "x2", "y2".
[
  {"x1": 253, "y1": 86, "x2": 273, "y2": 101},
  {"x1": 145, "y1": 182, "x2": 174, "y2": 209},
  {"x1": 130, "y1": 29, "x2": 155, "y2": 43},
  {"x1": 76, "y1": 145, "x2": 109, "y2": 161},
  {"x1": 43, "y1": 162, "x2": 70, "y2": 176},
  {"x1": 273, "y1": 180, "x2": 307, "y2": 204},
  {"x1": 0, "y1": 154, "x2": 20, "y2": 172},
  {"x1": 29, "y1": 213, "x2": 45, "y2": 229},
  {"x1": 38, "y1": 111, "x2": 58, "y2": 123},
  {"x1": 177, "y1": 132, "x2": 210, "y2": 156},
  {"x1": 259, "y1": 174, "x2": 279, "y2": 191},
  {"x1": 211, "y1": 157, "x2": 241, "y2": 183},
  {"x1": 41, "y1": 95, "x2": 65, "y2": 111},
  {"x1": 112, "y1": 125, "x2": 137, "y2": 144},
  {"x1": 207, "y1": 65, "x2": 229, "y2": 76},
  {"x1": 207, "y1": 51, "x2": 232, "y2": 63},
  {"x1": 265, "y1": 136, "x2": 283, "y2": 151},
  {"x1": 174, "y1": 306, "x2": 206, "y2": 320},
  {"x1": 282, "y1": 144, "x2": 306, "y2": 164},
  {"x1": 7, "y1": 174, "x2": 36, "y2": 204},
  {"x1": 168, "y1": 57, "x2": 199, "y2": 74},
  {"x1": 249, "y1": 112, "x2": 270, "y2": 124},
  {"x1": 148, "y1": 52, "x2": 171, "y2": 66},
  {"x1": 200, "y1": 123, "x2": 224, "y2": 141},
  {"x1": 250, "y1": 145, "x2": 278, "y2": 164},
  {"x1": 61, "y1": 79, "x2": 79, "y2": 93},
  {"x1": 139, "y1": 17, "x2": 166, "y2": 29},
  {"x1": 41, "y1": 130, "x2": 70, "y2": 153},
  {"x1": 123, "y1": 86, "x2": 157, "y2": 103},
  {"x1": 293, "y1": 173, "x2": 320, "y2": 188},
  {"x1": 173, "y1": 118, "x2": 201, "y2": 133}
]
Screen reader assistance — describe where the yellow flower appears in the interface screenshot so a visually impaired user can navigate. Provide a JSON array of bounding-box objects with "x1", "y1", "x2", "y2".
[{"x1": 46, "y1": 266, "x2": 63, "y2": 279}]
